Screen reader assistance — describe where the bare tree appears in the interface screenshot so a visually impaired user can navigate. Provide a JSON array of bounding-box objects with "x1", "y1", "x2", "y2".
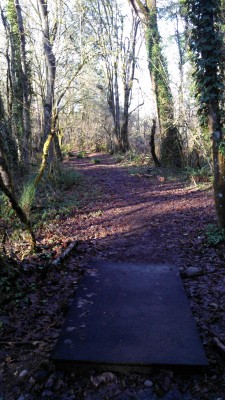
[{"x1": 86, "y1": 0, "x2": 141, "y2": 153}]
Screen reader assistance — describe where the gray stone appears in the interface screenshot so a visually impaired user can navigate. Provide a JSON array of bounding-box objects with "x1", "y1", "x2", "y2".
[
  {"x1": 19, "y1": 370, "x2": 29, "y2": 379},
  {"x1": 144, "y1": 380, "x2": 153, "y2": 387},
  {"x1": 162, "y1": 389, "x2": 182, "y2": 400},
  {"x1": 115, "y1": 389, "x2": 155, "y2": 400},
  {"x1": 185, "y1": 267, "x2": 202, "y2": 278},
  {"x1": 33, "y1": 369, "x2": 48, "y2": 382},
  {"x1": 41, "y1": 390, "x2": 54, "y2": 397}
]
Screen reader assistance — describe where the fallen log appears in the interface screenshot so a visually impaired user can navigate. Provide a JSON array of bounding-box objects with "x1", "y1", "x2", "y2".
[{"x1": 52, "y1": 241, "x2": 78, "y2": 266}]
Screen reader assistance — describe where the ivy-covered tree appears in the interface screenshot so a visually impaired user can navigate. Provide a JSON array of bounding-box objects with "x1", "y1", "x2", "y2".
[
  {"x1": 0, "y1": 90, "x2": 35, "y2": 249},
  {"x1": 6, "y1": 0, "x2": 32, "y2": 171},
  {"x1": 182, "y1": 0, "x2": 225, "y2": 227},
  {"x1": 14, "y1": 0, "x2": 32, "y2": 166},
  {"x1": 128, "y1": 0, "x2": 183, "y2": 167},
  {"x1": 0, "y1": 92, "x2": 13, "y2": 190}
]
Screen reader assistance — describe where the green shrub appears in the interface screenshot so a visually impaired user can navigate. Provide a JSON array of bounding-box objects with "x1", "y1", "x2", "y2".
[
  {"x1": 20, "y1": 181, "x2": 36, "y2": 213},
  {"x1": 76, "y1": 151, "x2": 87, "y2": 159},
  {"x1": 114, "y1": 154, "x2": 124, "y2": 163},
  {"x1": 60, "y1": 144, "x2": 72, "y2": 156},
  {"x1": 58, "y1": 168, "x2": 83, "y2": 189},
  {"x1": 125, "y1": 150, "x2": 148, "y2": 164},
  {"x1": 206, "y1": 223, "x2": 225, "y2": 245},
  {"x1": 92, "y1": 158, "x2": 101, "y2": 164},
  {"x1": 187, "y1": 166, "x2": 211, "y2": 184},
  {"x1": 0, "y1": 194, "x2": 15, "y2": 219}
]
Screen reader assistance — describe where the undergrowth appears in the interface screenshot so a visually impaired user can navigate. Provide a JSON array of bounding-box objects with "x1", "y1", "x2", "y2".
[
  {"x1": 57, "y1": 168, "x2": 83, "y2": 189},
  {"x1": 126, "y1": 164, "x2": 188, "y2": 183},
  {"x1": 0, "y1": 164, "x2": 99, "y2": 305},
  {"x1": 125, "y1": 162, "x2": 212, "y2": 188},
  {"x1": 206, "y1": 224, "x2": 225, "y2": 245},
  {"x1": 0, "y1": 166, "x2": 95, "y2": 257},
  {"x1": 186, "y1": 166, "x2": 212, "y2": 185},
  {"x1": 76, "y1": 150, "x2": 87, "y2": 159},
  {"x1": 114, "y1": 150, "x2": 150, "y2": 165},
  {"x1": 20, "y1": 180, "x2": 36, "y2": 213},
  {"x1": 114, "y1": 150, "x2": 212, "y2": 187},
  {"x1": 91, "y1": 158, "x2": 101, "y2": 164}
]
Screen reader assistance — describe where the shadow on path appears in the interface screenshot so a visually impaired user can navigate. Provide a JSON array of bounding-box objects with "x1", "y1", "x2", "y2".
[{"x1": 67, "y1": 152, "x2": 216, "y2": 269}]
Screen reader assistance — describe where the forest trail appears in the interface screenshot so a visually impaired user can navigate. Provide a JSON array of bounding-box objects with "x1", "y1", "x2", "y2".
[
  {"x1": 67, "y1": 152, "x2": 216, "y2": 270},
  {"x1": 52, "y1": 151, "x2": 225, "y2": 398},
  {"x1": 2, "y1": 152, "x2": 225, "y2": 400}
]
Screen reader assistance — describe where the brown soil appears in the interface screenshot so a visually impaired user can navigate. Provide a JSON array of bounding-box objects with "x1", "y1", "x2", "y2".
[{"x1": 1, "y1": 152, "x2": 225, "y2": 400}]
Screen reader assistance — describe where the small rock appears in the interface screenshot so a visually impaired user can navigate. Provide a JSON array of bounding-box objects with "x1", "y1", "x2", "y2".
[
  {"x1": 33, "y1": 369, "x2": 48, "y2": 382},
  {"x1": 0, "y1": 350, "x2": 7, "y2": 362},
  {"x1": 19, "y1": 370, "x2": 29, "y2": 379},
  {"x1": 162, "y1": 388, "x2": 182, "y2": 400},
  {"x1": 0, "y1": 315, "x2": 10, "y2": 325},
  {"x1": 66, "y1": 326, "x2": 76, "y2": 333},
  {"x1": 55, "y1": 370, "x2": 65, "y2": 379},
  {"x1": 185, "y1": 267, "x2": 202, "y2": 278},
  {"x1": 29, "y1": 376, "x2": 35, "y2": 386},
  {"x1": 206, "y1": 266, "x2": 216, "y2": 273},
  {"x1": 45, "y1": 375, "x2": 55, "y2": 388},
  {"x1": 91, "y1": 372, "x2": 116, "y2": 387},
  {"x1": 144, "y1": 379, "x2": 153, "y2": 387},
  {"x1": 157, "y1": 175, "x2": 165, "y2": 182},
  {"x1": 54, "y1": 378, "x2": 65, "y2": 391},
  {"x1": 41, "y1": 390, "x2": 54, "y2": 397},
  {"x1": 210, "y1": 303, "x2": 218, "y2": 309},
  {"x1": 64, "y1": 339, "x2": 73, "y2": 346}
]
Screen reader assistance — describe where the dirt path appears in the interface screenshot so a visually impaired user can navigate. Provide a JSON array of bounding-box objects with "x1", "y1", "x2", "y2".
[
  {"x1": 1, "y1": 152, "x2": 225, "y2": 399},
  {"x1": 64, "y1": 153, "x2": 225, "y2": 398},
  {"x1": 69, "y1": 153, "x2": 216, "y2": 269}
]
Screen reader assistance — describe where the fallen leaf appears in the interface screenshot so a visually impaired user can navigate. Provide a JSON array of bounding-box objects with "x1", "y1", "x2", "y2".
[{"x1": 91, "y1": 372, "x2": 116, "y2": 387}]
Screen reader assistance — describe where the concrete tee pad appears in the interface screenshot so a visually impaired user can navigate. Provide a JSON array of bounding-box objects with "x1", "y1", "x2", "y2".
[{"x1": 52, "y1": 262, "x2": 208, "y2": 369}]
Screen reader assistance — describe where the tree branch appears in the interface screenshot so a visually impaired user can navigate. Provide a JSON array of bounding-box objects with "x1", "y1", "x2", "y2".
[{"x1": 128, "y1": 0, "x2": 149, "y2": 21}]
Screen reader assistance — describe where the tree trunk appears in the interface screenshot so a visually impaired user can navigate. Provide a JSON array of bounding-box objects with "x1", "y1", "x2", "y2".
[
  {"x1": 6, "y1": 0, "x2": 25, "y2": 169},
  {"x1": 120, "y1": 16, "x2": 139, "y2": 153},
  {"x1": 128, "y1": 0, "x2": 183, "y2": 167},
  {"x1": 52, "y1": 111, "x2": 63, "y2": 162},
  {"x1": 120, "y1": 84, "x2": 130, "y2": 152},
  {"x1": 37, "y1": 0, "x2": 57, "y2": 178},
  {"x1": 34, "y1": 132, "x2": 54, "y2": 187},
  {"x1": 185, "y1": 0, "x2": 225, "y2": 227},
  {"x1": 114, "y1": 58, "x2": 121, "y2": 152},
  {"x1": 120, "y1": 119, "x2": 129, "y2": 153},
  {"x1": 0, "y1": 92, "x2": 14, "y2": 191},
  {"x1": 210, "y1": 104, "x2": 225, "y2": 228},
  {"x1": 150, "y1": 118, "x2": 161, "y2": 167},
  {"x1": 0, "y1": 148, "x2": 13, "y2": 190},
  {"x1": 14, "y1": 0, "x2": 31, "y2": 167},
  {"x1": 38, "y1": 0, "x2": 56, "y2": 143}
]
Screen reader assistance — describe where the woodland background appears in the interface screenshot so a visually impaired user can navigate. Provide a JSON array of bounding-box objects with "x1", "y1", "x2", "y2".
[
  {"x1": 1, "y1": 0, "x2": 224, "y2": 253},
  {"x1": 1, "y1": 1, "x2": 225, "y2": 399}
]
